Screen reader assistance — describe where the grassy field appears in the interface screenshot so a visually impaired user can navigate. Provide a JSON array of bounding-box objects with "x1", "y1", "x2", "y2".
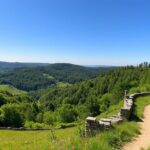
[
  {"x1": 0, "y1": 128, "x2": 78, "y2": 150},
  {"x1": 0, "y1": 122, "x2": 140, "y2": 150},
  {"x1": 0, "y1": 96, "x2": 150, "y2": 150}
]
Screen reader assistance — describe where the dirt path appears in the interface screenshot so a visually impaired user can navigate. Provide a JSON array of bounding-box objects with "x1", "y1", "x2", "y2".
[{"x1": 122, "y1": 105, "x2": 150, "y2": 150}]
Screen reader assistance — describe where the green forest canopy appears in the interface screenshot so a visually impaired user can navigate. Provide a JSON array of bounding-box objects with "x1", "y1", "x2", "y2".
[
  {"x1": 0, "y1": 63, "x2": 116, "y2": 91},
  {"x1": 0, "y1": 63, "x2": 150, "y2": 127}
]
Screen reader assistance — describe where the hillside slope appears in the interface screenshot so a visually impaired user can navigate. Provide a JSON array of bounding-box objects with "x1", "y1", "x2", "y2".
[
  {"x1": 37, "y1": 67, "x2": 150, "y2": 116},
  {"x1": 0, "y1": 63, "x2": 115, "y2": 91},
  {"x1": 0, "y1": 85, "x2": 30, "y2": 105}
]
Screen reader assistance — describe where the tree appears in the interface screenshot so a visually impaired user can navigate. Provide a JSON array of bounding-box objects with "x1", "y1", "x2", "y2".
[
  {"x1": 87, "y1": 97, "x2": 100, "y2": 116},
  {"x1": 0, "y1": 94, "x2": 6, "y2": 107},
  {"x1": 58, "y1": 104, "x2": 78, "y2": 123},
  {"x1": 1, "y1": 104, "x2": 24, "y2": 127},
  {"x1": 99, "y1": 93, "x2": 115, "y2": 112}
]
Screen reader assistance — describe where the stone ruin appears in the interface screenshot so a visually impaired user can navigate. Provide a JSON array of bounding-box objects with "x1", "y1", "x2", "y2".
[{"x1": 85, "y1": 91, "x2": 150, "y2": 136}]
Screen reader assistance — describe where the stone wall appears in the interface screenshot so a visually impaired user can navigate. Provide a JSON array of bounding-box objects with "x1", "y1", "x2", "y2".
[
  {"x1": 85, "y1": 92, "x2": 150, "y2": 136},
  {"x1": 119, "y1": 92, "x2": 150, "y2": 120}
]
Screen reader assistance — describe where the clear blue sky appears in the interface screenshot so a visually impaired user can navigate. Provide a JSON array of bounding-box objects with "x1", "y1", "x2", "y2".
[{"x1": 0, "y1": 0, "x2": 150, "y2": 65}]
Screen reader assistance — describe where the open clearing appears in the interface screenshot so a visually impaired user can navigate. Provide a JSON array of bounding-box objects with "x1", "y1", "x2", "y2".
[{"x1": 0, "y1": 127, "x2": 77, "y2": 150}]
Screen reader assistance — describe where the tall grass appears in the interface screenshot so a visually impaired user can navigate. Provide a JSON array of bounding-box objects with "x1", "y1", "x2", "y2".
[
  {"x1": 133, "y1": 96, "x2": 150, "y2": 118},
  {"x1": 50, "y1": 122, "x2": 139, "y2": 150},
  {"x1": 0, "y1": 96, "x2": 150, "y2": 150}
]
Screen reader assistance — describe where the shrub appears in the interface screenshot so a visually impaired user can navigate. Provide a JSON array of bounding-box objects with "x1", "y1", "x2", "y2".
[
  {"x1": 43, "y1": 112, "x2": 56, "y2": 125},
  {"x1": 58, "y1": 104, "x2": 78, "y2": 123},
  {"x1": 99, "y1": 93, "x2": 115, "y2": 113},
  {"x1": 24, "y1": 121, "x2": 49, "y2": 128},
  {"x1": 1, "y1": 104, "x2": 24, "y2": 127}
]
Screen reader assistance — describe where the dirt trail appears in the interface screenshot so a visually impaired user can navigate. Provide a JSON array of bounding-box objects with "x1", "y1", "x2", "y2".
[{"x1": 122, "y1": 105, "x2": 150, "y2": 150}]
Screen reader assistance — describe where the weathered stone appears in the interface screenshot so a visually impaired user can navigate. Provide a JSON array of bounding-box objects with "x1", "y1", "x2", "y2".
[{"x1": 85, "y1": 92, "x2": 150, "y2": 136}]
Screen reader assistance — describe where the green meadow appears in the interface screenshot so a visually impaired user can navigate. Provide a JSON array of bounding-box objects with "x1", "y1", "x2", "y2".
[{"x1": 0, "y1": 96, "x2": 150, "y2": 150}]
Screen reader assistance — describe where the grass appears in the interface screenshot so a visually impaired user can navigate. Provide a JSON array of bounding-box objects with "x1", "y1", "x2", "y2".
[
  {"x1": 0, "y1": 96, "x2": 150, "y2": 150},
  {"x1": 97, "y1": 100, "x2": 123, "y2": 119},
  {"x1": 0, "y1": 128, "x2": 77, "y2": 150},
  {"x1": 133, "y1": 96, "x2": 150, "y2": 118},
  {"x1": 0, "y1": 122, "x2": 139, "y2": 150}
]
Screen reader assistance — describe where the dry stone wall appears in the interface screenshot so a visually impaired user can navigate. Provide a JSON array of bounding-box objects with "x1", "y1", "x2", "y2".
[{"x1": 85, "y1": 92, "x2": 150, "y2": 136}]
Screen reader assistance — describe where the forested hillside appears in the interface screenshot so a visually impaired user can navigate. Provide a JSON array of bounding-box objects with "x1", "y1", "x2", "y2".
[
  {"x1": 1, "y1": 63, "x2": 150, "y2": 128},
  {"x1": 36, "y1": 64, "x2": 150, "y2": 121},
  {"x1": 0, "y1": 61, "x2": 49, "y2": 71},
  {"x1": 0, "y1": 63, "x2": 115, "y2": 91}
]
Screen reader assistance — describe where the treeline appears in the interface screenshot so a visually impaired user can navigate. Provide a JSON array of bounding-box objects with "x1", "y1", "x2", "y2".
[
  {"x1": 1, "y1": 65, "x2": 150, "y2": 128},
  {"x1": 0, "y1": 63, "x2": 115, "y2": 91}
]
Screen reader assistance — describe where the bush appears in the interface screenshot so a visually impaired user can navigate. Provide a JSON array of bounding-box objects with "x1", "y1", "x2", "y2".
[
  {"x1": 57, "y1": 122, "x2": 77, "y2": 129},
  {"x1": 36, "y1": 113, "x2": 43, "y2": 123},
  {"x1": 129, "y1": 84, "x2": 150, "y2": 94},
  {"x1": 24, "y1": 121, "x2": 49, "y2": 128},
  {"x1": 99, "y1": 93, "x2": 115, "y2": 113},
  {"x1": 76, "y1": 105, "x2": 90, "y2": 119},
  {"x1": 43, "y1": 112, "x2": 56, "y2": 125},
  {"x1": 58, "y1": 104, "x2": 78, "y2": 123},
  {"x1": 1, "y1": 104, "x2": 24, "y2": 127}
]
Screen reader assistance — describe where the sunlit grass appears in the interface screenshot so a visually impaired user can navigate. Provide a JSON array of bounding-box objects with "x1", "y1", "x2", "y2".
[
  {"x1": 97, "y1": 100, "x2": 123, "y2": 119},
  {"x1": 1, "y1": 96, "x2": 150, "y2": 150},
  {"x1": 134, "y1": 96, "x2": 150, "y2": 118},
  {"x1": 0, "y1": 128, "x2": 77, "y2": 150}
]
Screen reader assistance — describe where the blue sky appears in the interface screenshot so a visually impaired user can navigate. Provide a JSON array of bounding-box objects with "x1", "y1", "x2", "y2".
[{"x1": 0, "y1": 0, "x2": 150, "y2": 65}]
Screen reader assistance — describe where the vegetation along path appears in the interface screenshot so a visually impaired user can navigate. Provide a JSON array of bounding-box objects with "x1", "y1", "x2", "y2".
[{"x1": 123, "y1": 105, "x2": 150, "y2": 150}]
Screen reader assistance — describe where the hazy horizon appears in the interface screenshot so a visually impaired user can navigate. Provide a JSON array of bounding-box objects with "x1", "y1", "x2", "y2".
[{"x1": 0, "y1": 60, "x2": 142, "y2": 67}]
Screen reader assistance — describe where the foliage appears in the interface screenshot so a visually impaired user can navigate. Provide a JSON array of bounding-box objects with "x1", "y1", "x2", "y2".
[
  {"x1": 129, "y1": 84, "x2": 150, "y2": 94},
  {"x1": 38, "y1": 67, "x2": 150, "y2": 119},
  {"x1": 24, "y1": 121, "x2": 49, "y2": 128},
  {"x1": 98, "y1": 93, "x2": 115, "y2": 113},
  {"x1": 43, "y1": 112, "x2": 56, "y2": 125},
  {"x1": 97, "y1": 100, "x2": 123, "y2": 119},
  {"x1": 56, "y1": 122, "x2": 77, "y2": 129},
  {"x1": 58, "y1": 104, "x2": 78, "y2": 123},
  {"x1": 0, "y1": 104, "x2": 24, "y2": 127},
  {"x1": 0, "y1": 85, "x2": 30, "y2": 105},
  {"x1": 0, "y1": 63, "x2": 115, "y2": 91},
  {"x1": 133, "y1": 96, "x2": 150, "y2": 118},
  {"x1": 1, "y1": 65, "x2": 150, "y2": 127},
  {"x1": 1, "y1": 93, "x2": 150, "y2": 149}
]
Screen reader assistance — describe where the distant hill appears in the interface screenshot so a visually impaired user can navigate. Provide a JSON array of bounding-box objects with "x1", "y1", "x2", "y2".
[
  {"x1": 0, "y1": 63, "x2": 117, "y2": 91},
  {"x1": 0, "y1": 61, "x2": 49, "y2": 71}
]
